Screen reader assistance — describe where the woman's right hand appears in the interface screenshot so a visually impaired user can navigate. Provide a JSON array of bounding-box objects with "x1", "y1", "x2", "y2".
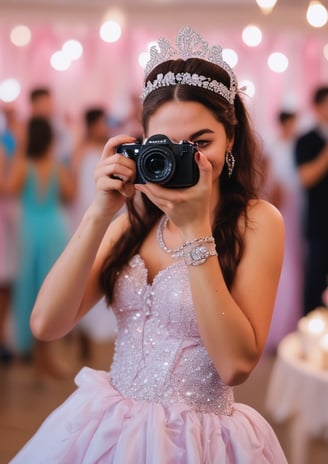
[{"x1": 91, "y1": 134, "x2": 137, "y2": 219}]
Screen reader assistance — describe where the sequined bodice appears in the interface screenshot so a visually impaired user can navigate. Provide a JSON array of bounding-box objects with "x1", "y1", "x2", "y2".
[{"x1": 109, "y1": 255, "x2": 233, "y2": 415}]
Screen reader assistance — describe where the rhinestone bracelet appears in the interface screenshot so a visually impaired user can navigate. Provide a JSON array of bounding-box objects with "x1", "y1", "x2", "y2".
[
  {"x1": 172, "y1": 236, "x2": 215, "y2": 260},
  {"x1": 183, "y1": 240, "x2": 218, "y2": 266}
]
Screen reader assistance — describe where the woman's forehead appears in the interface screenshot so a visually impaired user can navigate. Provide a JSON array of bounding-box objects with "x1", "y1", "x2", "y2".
[{"x1": 147, "y1": 100, "x2": 223, "y2": 139}]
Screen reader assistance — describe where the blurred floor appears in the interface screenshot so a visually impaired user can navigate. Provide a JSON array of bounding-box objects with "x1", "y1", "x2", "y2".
[{"x1": 1, "y1": 337, "x2": 328, "y2": 463}]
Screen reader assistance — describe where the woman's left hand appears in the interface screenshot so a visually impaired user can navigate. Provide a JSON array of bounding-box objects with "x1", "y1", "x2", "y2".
[{"x1": 135, "y1": 151, "x2": 213, "y2": 234}]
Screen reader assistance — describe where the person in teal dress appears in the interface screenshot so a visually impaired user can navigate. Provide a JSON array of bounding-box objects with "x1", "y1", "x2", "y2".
[{"x1": 5, "y1": 116, "x2": 74, "y2": 373}]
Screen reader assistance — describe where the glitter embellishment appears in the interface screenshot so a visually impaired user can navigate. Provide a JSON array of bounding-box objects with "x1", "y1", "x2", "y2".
[{"x1": 109, "y1": 254, "x2": 234, "y2": 416}]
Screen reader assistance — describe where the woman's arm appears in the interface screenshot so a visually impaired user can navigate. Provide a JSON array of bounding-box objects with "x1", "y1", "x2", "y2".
[
  {"x1": 186, "y1": 200, "x2": 284, "y2": 386},
  {"x1": 30, "y1": 211, "x2": 128, "y2": 340}
]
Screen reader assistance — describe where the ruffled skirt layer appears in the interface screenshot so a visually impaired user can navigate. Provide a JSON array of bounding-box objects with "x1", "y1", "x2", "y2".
[{"x1": 10, "y1": 367, "x2": 287, "y2": 464}]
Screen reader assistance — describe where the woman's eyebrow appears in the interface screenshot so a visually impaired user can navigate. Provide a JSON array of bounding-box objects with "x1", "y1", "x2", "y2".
[{"x1": 189, "y1": 129, "x2": 215, "y2": 141}]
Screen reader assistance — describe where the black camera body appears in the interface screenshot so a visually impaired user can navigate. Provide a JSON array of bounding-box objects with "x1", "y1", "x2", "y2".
[{"x1": 117, "y1": 134, "x2": 199, "y2": 188}]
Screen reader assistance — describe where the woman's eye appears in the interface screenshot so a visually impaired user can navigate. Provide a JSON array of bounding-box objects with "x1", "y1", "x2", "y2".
[{"x1": 194, "y1": 140, "x2": 209, "y2": 148}]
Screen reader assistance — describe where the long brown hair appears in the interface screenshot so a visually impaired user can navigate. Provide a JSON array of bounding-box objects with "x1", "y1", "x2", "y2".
[{"x1": 100, "y1": 58, "x2": 263, "y2": 303}]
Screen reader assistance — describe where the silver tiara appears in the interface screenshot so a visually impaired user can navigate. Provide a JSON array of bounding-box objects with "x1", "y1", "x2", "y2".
[{"x1": 142, "y1": 26, "x2": 238, "y2": 104}]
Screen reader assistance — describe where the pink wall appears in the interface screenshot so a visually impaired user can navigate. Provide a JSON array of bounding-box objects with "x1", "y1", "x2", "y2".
[{"x1": 0, "y1": 2, "x2": 327, "y2": 139}]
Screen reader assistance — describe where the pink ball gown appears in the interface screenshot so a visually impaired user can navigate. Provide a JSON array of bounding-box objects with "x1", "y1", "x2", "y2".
[{"x1": 11, "y1": 254, "x2": 287, "y2": 463}]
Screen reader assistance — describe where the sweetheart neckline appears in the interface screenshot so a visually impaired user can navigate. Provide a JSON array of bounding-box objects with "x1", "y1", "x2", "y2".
[{"x1": 133, "y1": 253, "x2": 184, "y2": 287}]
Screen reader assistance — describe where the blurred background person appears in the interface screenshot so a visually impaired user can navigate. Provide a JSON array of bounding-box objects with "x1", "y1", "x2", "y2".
[
  {"x1": 0, "y1": 106, "x2": 23, "y2": 363},
  {"x1": 71, "y1": 108, "x2": 110, "y2": 226},
  {"x1": 295, "y1": 85, "x2": 328, "y2": 315},
  {"x1": 264, "y1": 110, "x2": 304, "y2": 351},
  {"x1": 29, "y1": 87, "x2": 74, "y2": 166},
  {"x1": 117, "y1": 93, "x2": 143, "y2": 139},
  {"x1": 70, "y1": 107, "x2": 117, "y2": 369},
  {"x1": 0, "y1": 142, "x2": 13, "y2": 363},
  {"x1": 4, "y1": 116, "x2": 75, "y2": 377}
]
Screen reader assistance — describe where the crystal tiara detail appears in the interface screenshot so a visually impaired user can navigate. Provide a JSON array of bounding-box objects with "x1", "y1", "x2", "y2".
[{"x1": 142, "y1": 26, "x2": 238, "y2": 104}]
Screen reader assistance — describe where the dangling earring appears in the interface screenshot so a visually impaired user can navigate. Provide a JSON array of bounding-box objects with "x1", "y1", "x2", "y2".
[{"x1": 225, "y1": 150, "x2": 235, "y2": 177}]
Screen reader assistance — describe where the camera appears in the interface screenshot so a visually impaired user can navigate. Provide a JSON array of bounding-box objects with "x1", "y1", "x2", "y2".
[{"x1": 117, "y1": 134, "x2": 199, "y2": 188}]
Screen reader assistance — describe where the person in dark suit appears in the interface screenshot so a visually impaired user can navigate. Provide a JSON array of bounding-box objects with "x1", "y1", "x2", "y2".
[{"x1": 295, "y1": 85, "x2": 328, "y2": 314}]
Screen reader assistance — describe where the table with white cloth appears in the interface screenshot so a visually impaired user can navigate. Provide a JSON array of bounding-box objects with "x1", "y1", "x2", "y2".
[{"x1": 266, "y1": 332, "x2": 328, "y2": 464}]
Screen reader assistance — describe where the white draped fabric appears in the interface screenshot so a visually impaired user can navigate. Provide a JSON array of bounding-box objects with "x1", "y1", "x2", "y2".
[{"x1": 266, "y1": 333, "x2": 328, "y2": 464}]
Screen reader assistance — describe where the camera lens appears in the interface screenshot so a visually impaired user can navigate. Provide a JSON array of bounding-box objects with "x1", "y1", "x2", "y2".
[{"x1": 138, "y1": 147, "x2": 175, "y2": 184}]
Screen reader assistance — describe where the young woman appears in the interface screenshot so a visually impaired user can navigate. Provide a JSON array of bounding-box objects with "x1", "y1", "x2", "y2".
[{"x1": 11, "y1": 27, "x2": 286, "y2": 463}]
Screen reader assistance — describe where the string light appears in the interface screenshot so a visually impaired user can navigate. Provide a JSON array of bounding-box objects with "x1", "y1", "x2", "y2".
[
  {"x1": 50, "y1": 39, "x2": 83, "y2": 72},
  {"x1": 50, "y1": 50, "x2": 71, "y2": 71},
  {"x1": 306, "y1": 1, "x2": 328, "y2": 28},
  {"x1": 222, "y1": 49, "x2": 238, "y2": 68},
  {"x1": 138, "y1": 41, "x2": 159, "y2": 69},
  {"x1": 239, "y1": 79, "x2": 256, "y2": 98},
  {"x1": 256, "y1": 0, "x2": 278, "y2": 14},
  {"x1": 242, "y1": 24, "x2": 263, "y2": 47},
  {"x1": 324, "y1": 43, "x2": 328, "y2": 60},
  {"x1": 0, "y1": 78, "x2": 21, "y2": 102},
  {"x1": 99, "y1": 20, "x2": 122, "y2": 43},
  {"x1": 267, "y1": 52, "x2": 289, "y2": 73},
  {"x1": 62, "y1": 39, "x2": 83, "y2": 61},
  {"x1": 10, "y1": 25, "x2": 31, "y2": 47}
]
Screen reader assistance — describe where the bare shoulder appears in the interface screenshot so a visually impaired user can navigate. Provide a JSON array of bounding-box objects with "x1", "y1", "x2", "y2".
[
  {"x1": 242, "y1": 198, "x2": 285, "y2": 255},
  {"x1": 247, "y1": 198, "x2": 284, "y2": 228},
  {"x1": 233, "y1": 199, "x2": 285, "y2": 307}
]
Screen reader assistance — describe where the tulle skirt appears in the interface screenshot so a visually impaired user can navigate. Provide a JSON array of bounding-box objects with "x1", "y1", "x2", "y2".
[{"x1": 10, "y1": 367, "x2": 287, "y2": 464}]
